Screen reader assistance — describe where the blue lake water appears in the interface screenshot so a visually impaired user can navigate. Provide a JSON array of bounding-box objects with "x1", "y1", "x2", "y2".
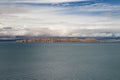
[{"x1": 0, "y1": 42, "x2": 120, "y2": 80}]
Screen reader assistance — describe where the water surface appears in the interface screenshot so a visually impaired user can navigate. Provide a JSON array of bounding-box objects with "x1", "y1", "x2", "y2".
[{"x1": 0, "y1": 42, "x2": 120, "y2": 80}]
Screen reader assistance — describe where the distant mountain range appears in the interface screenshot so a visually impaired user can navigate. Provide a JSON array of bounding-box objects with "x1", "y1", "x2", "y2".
[{"x1": 0, "y1": 36, "x2": 120, "y2": 42}]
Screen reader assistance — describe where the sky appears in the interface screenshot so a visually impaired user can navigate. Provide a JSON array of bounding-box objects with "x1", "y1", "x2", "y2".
[{"x1": 0, "y1": 0, "x2": 120, "y2": 38}]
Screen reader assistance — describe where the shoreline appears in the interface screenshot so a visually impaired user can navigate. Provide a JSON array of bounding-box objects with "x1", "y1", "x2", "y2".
[{"x1": 16, "y1": 38, "x2": 120, "y2": 43}]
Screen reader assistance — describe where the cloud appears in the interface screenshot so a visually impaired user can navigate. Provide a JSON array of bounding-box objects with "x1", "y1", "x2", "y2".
[
  {"x1": 0, "y1": 1, "x2": 120, "y2": 38},
  {"x1": 59, "y1": 3, "x2": 120, "y2": 17},
  {"x1": 76, "y1": 3, "x2": 120, "y2": 11},
  {"x1": 0, "y1": 0, "x2": 88, "y2": 3},
  {"x1": 1, "y1": 25, "x2": 120, "y2": 37}
]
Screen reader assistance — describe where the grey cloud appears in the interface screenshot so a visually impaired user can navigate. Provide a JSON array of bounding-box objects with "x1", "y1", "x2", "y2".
[
  {"x1": 0, "y1": 26, "x2": 120, "y2": 37},
  {"x1": 0, "y1": 6, "x2": 28, "y2": 14},
  {"x1": 2, "y1": 27, "x2": 13, "y2": 30},
  {"x1": 0, "y1": 27, "x2": 13, "y2": 31},
  {"x1": 0, "y1": 0, "x2": 43, "y2": 1},
  {"x1": 0, "y1": 27, "x2": 61, "y2": 36},
  {"x1": 67, "y1": 28, "x2": 120, "y2": 37}
]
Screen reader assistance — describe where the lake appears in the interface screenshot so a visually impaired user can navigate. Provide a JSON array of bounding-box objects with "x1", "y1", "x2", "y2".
[{"x1": 0, "y1": 42, "x2": 120, "y2": 80}]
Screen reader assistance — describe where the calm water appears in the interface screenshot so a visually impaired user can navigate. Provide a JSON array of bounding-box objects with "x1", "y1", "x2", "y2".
[{"x1": 0, "y1": 42, "x2": 120, "y2": 80}]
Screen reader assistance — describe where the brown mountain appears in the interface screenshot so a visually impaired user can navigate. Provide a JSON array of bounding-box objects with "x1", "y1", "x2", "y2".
[{"x1": 16, "y1": 38, "x2": 100, "y2": 43}]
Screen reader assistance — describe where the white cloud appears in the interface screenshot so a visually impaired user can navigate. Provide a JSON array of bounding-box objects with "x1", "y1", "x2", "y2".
[
  {"x1": 0, "y1": 0, "x2": 88, "y2": 3},
  {"x1": 26, "y1": 0, "x2": 86, "y2": 3},
  {"x1": 76, "y1": 3, "x2": 120, "y2": 11},
  {"x1": 59, "y1": 3, "x2": 120, "y2": 13},
  {"x1": 0, "y1": 2, "x2": 120, "y2": 37}
]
